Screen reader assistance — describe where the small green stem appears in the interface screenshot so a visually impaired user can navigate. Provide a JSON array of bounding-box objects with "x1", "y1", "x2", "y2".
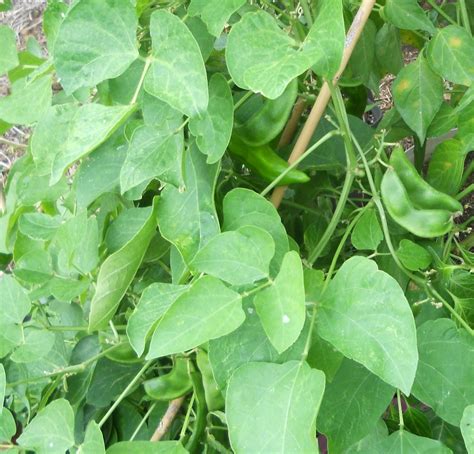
[
  {"x1": 233, "y1": 90, "x2": 253, "y2": 111},
  {"x1": 260, "y1": 130, "x2": 340, "y2": 196},
  {"x1": 459, "y1": 0, "x2": 472, "y2": 35},
  {"x1": 98, "y1": 360, "x2": 153, "y2": 428},
  {"x1": 456, "y1": 183, "x2": 474, "y2": 200},
  {"x1": 130, "y1": 403, "x2": 157, "y2": 441},
  {"x1": 426, "y1": 0, "x2": 457, "y2": 26},
  {"x1": 397, "y1": 390, "x2": 405, "y2": 430},
  {"x1": 130, "y1": 56, "x2": 152, "y2": 105},
  {"x1": 300, "y1": 0, "x2": 314, "y2": 27}
]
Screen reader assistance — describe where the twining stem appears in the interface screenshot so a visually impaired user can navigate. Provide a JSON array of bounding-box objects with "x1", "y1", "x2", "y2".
[
  {"x1": 7, "y1": 343, "x2": 126, "y2": 387},
  {"x1": 150, "y1": 396, "x2": 186, "y2": 441},
  {"x1": 98, "y1": 360, "x2": 153, "y2": 428},
  {"x1": 233, "y1": 90, "x2": 253, "y2": 111},
  {"x1": 130, "y1": 402, "x2": 157, "y2": 441},
  {"x1": 459, "y1": 0, "x2": 472, "y2": 35},
  {"x1": 130, "y1": 56, "x2": 152, "y2": 105},
  {"x1": 271, "y1": 0, "x2": 378, "y2": 208},
  {"x1": 260, "y1": 130, "x2": 340, "y2": 196},
  {"x1": 397, "y1": 390, "x2": 405, "y2": 430},
  {"x1": 300, "y1": 0, "x2": 314, "y2": 27},
  {"x1": 456, "y1": 183, "x2": 474, "y2": 200}
]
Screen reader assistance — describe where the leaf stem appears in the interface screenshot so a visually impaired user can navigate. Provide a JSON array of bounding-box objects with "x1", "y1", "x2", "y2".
[
  {"x1": 260, "y1": 130, "x2": 340, "y2": 196},
  {"x1": 130, "y1": 402, "x2": 157, "y2": 441},
  {"x1": 233, "y1": 90, "x2": 253, "y2": 111},
  {"x1": 300, "y1": 0, "x2": 314, "y2": 27},
  {"x1": 425, "y1": 0, "x2": 457, "y2": 26},
  {"x1": 397, "y1": 389, "x2": 405, "y2": 430},
  {"x1": 98, "y1": 359, "x2": 153, "y2": 428},
  {"x1": 459, "y1": 0, "x2": 472, "y2": 35},
  {"x1": 456, "y1": 183, "x2": 474, "y2": 200},
  {"x1": 130, "y1": 56, "x2": 152, "y2": 105}
]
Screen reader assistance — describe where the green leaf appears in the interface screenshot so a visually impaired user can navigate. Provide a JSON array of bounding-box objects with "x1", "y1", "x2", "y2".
[
  {"x1": 393, "y1": 56, "x2": 444, "y2": 143},
  {"x1": 53, "y1": 0, "x2": 138, "y2": 94},
  {"x1": 222, "y1": 188, "x2": 289, "y2": 274},
  {"x1": 383, "y1": 0, "x2": 435, "y2": 34},
  {"x1": 127, "y1": 283, "x2": 189, "y2": 356},
  {"x1": 17, "y1": 399, "x2": 75, "y2": 454},
  {"x1": 157, "y1": 144, "x2": 220, "y2": 266},
  {"x1": 0, "y1": 25, "x2": 18, "y2": 74},
  {"x1": 412, "y1": 319, "x2": 474, "y2": 426},
  {"x1": 342, "y1": 420, "x2": 389, "y2": 453},
  {"x1": 208, "y1": 299, "x2": 307, "y2": 389},
  {"x1": 427, "y1": 103, "x2": 458, "y2": 138},
  {"x1": 254, "y1": 251, "x2": 305, "y2": 353},
  {"x1": 120, "y1": 121, "x2": 184, "y2": 194},
  {"x1": 10, "y1": 328, "x2": 55, "y2": 363},
  {"x1": 0, "y1": 275, "x2": 31, "y2": 325},
  {"x1": 88, "y1": 202, "x2": 158, "y2": 331},
  {"x1": 144, "y1": 10, "x2": 208, "y2": 117},
  {"x1": 0, "y1": 364, "x2": 5, "y2": 414},
  {"x1": 226, "y1": 0, "x2": 344, "y2": 99},
  {"x1": 318, "y1": 359, "x2": 395, "y2": 452},
  {"x1": 106, "y1": 441, "x2": 187, "y2": 454},
  {"x1": 191, "y1": 226, "x2": 275, "y2": 286},
  {"x1": 18, "y1": 213, "x2": 61, "y2": 241},
  {"x1": 461, "y1": 405, "x2": 474, "y2": 454},
  {"x1": 186, "y1": 16, "x2": 215, "y2": 62},
  {"x1": 0, "y1": 409, "x2": 16, "y2": 443},
  {"x1": 0, "y1": 75, "x2": 52, "y2": 125},
  {"x1": 318, "y1": 256, "x2": 418, "y2": 394},
  {"x1": 189, "y1": 73, "x2": 234, "y2": 164},
  {"x1": 375, "y1": 23, "x2": 403, "y2": 76},
  {"x1": 77, "y1": 421, "x2": 105, "y2": 454},
  {"x1": 428, "y1": 25, "x2": 474, "y2": 87},
  {"x1": 188, "y1": 0, "x2": 246, "y2": 36},
  {"x1": 226, "y1": 361, "x2": 325, "y2": 453},
  {"x1": 43, "y1": 1, "x2": 69, "y2": 51},
  {"x1": 378, "y1": 430, "x2": 451, "y2": 453},
  {"x1": 348, "y1": 19, "x2": 377, "y2": 85},
  {"x1": 351, "y1": 208, "x2": 383, "y2": 251},
  {"x1": 147, "y1": 276, "x2": 244, "y2": 359},
  {"x1": 397, "y1": 239, "x2": 432, "y2": 271},
  {"x1": 31, "y1": 103, "x2": 135, "y2": 184},
  {"x1": 427, "y1": 138, "x2": 466, "y2": 196},
  {"x1": 86, "y1": 358, "x2": 143, "y2": 407}
]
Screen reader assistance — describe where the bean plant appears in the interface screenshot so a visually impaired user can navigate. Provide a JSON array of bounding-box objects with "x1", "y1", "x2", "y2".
[{"x1": 0, "y1": 0, "x2": 473, "y2": 452}]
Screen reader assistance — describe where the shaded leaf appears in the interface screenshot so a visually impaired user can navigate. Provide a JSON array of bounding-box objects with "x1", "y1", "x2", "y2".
[
  {"x1": 318, "y1": 359, "x2": 395, "y2": 452},
  {"x1": 412, "y1": 319, "x2": 474, "y2": 426},
  {"x1": 189, "y1": 73, "x2": 234, "y2": 164},
  {"x1": 351, "y1": 208, "x2": 383, "y2": 251},
  {"x1": 88, "y1": 202, "x2": 157, "y2": 331},
  {"x1": 397, "y1": 239, "x2": 432, "y2": 271},
  {"x1": 77, "y1": 421, "x2": 105, "y2": 454},
  {"x1": 383, "y1": 0, "x2": 435, "y2": 33}
]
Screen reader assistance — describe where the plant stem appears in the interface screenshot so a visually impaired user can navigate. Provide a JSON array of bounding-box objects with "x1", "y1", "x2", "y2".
[
  {"x1": 130, "y1": 402, "x2": 157, "y2": 441},
  {"x1": 260, "y1": 130, "x2": 340, "y2": 196},
  {"x1": 459, "y1": 0, "x2": 472, "y2": 35},
  {"x1": 233, "y1": 90, "x2": 253, "y2": 111},
  {"x1": 397, "y1": 390, "x2": 405, "y2": 430},
  {"x1": 426, "y1": 0, "x2": 457, "y2": 26},
  {"x1": 300, "y1": 0, "x2": 314, "y2": 27},
  {"x1": 7, "y1": 343, "x2": 126, "y2": 387},
  {"x1": 130, "y1": 56, "x2": 152, "y2": 105},
  {"x1": 98, "y1": 360, "x2": 153, "y2": 428},
  {"x1": 270, "y1": 0, "x2": 377, "y2": 208},
  {"x1": 456, "y1": 183, "x2": 474, "y2": 200}
]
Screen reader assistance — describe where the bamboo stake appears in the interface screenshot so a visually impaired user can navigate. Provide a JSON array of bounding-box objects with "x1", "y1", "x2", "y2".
[{"x1": 271, "y1": 0, "x2": 377, "y2": 208}]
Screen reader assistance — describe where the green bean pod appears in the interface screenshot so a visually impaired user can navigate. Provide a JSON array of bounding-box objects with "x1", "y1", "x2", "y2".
[
  {"x1": 196, "y1": 349, "x2": 224, "y2": 411},
  {"x1": 381, "y1": 168, "x2": 454, "y2": 238},
  {"x1": 234, "y1": 78, "x2": 298, "y2": 146},
  {"x1": 390, "y1": 146, "x2": 462, "y2": 213},
  {"x1": 228, "y1": 135, "x2": 310, "y2": 185},
  {"x1": 143, "y1": 357, "x2": 192, "y2": 401}
]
